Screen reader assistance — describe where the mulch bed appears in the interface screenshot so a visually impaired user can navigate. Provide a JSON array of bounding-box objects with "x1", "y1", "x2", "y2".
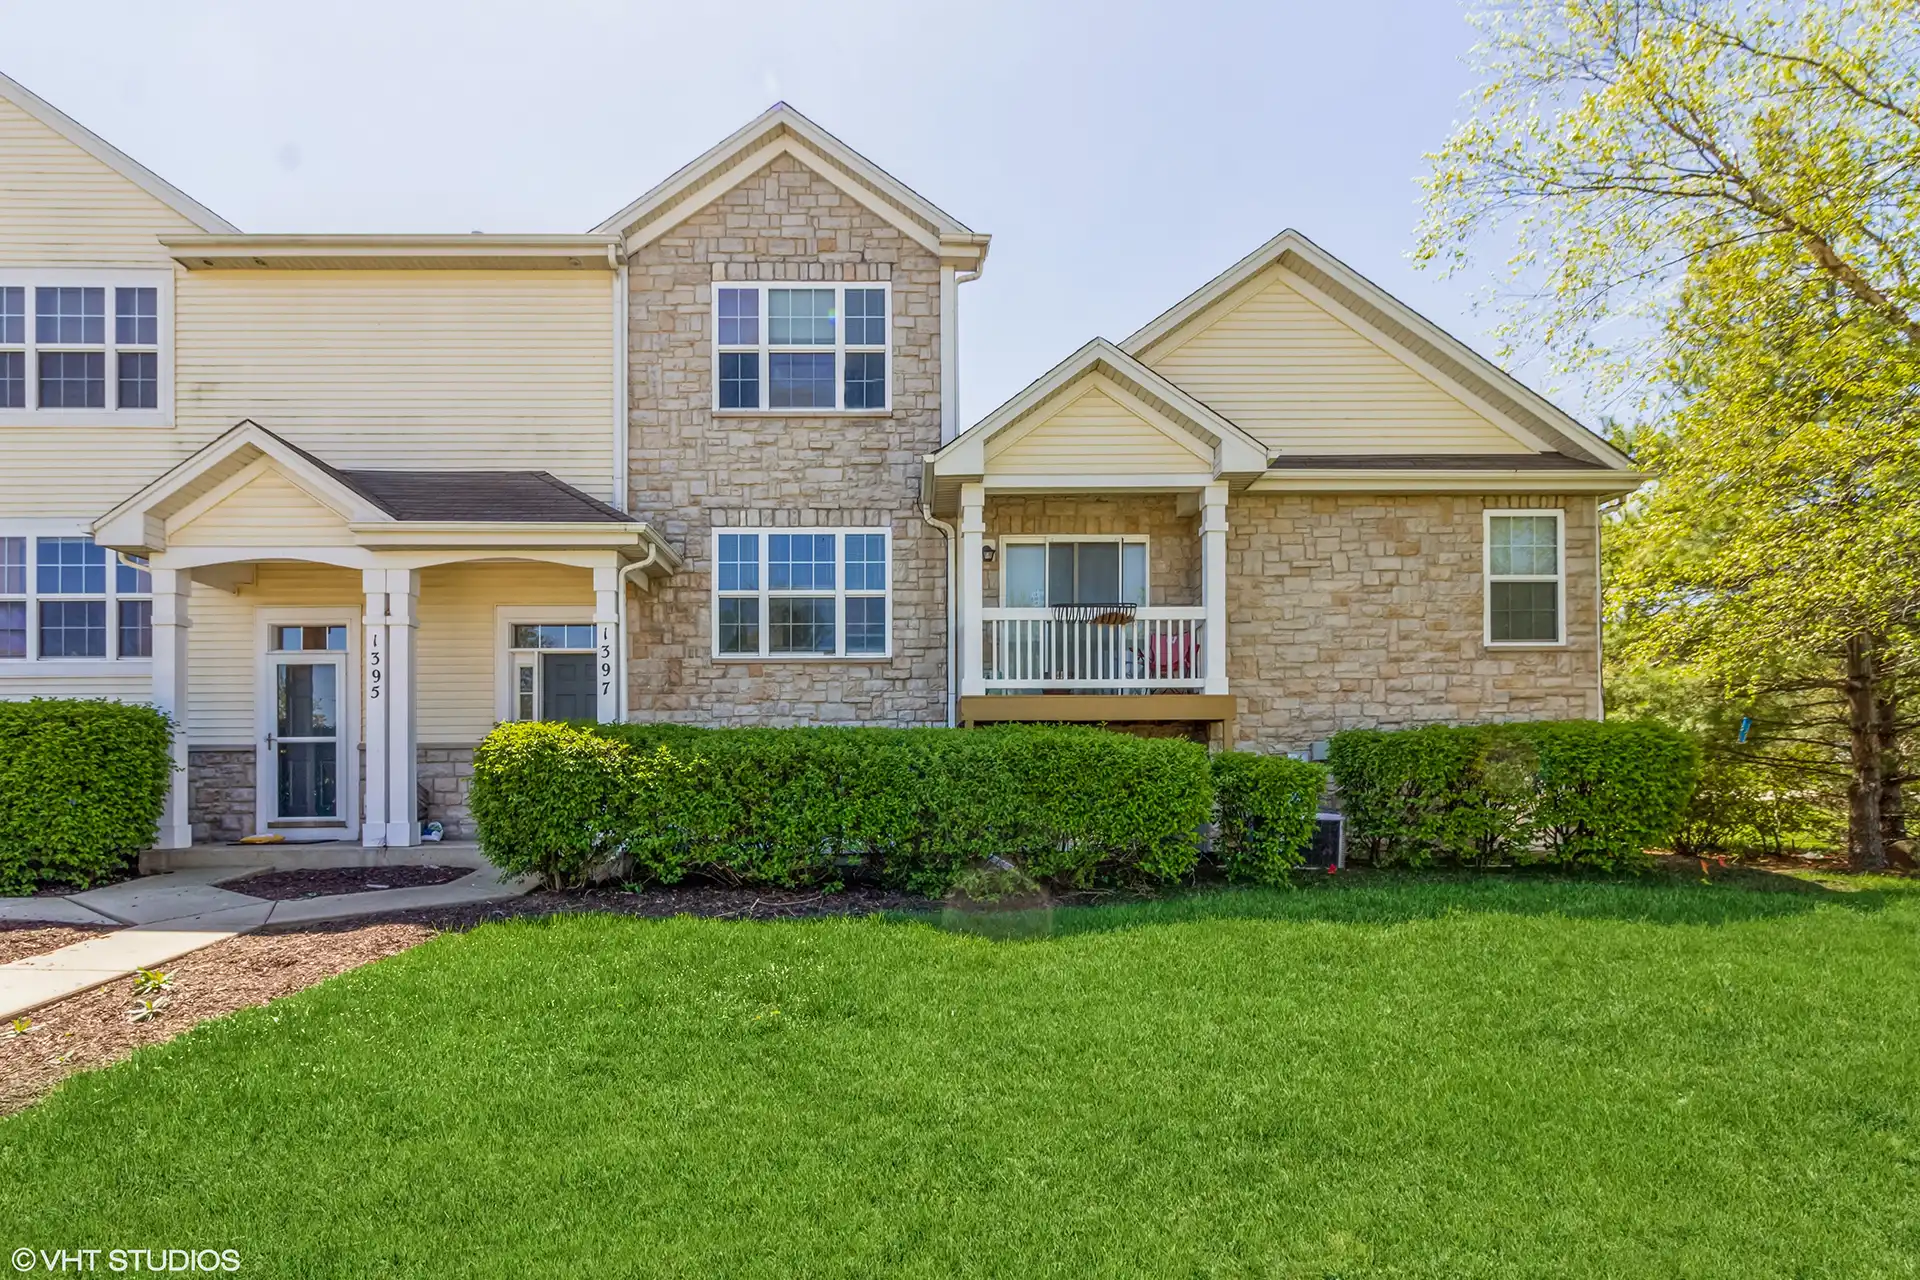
[
  {"x1": 0, "y1": 919, "x2": 433, "y2": 1115},
  {"x1": 229, "y1": 864, "x2": 472, "y2": 901},
  {"x1": 0, "y1": 923, "x2": 120, "y2": 967},
  {"x1": 0, "y1": 882, "x2": 935, "y2": 1115}
]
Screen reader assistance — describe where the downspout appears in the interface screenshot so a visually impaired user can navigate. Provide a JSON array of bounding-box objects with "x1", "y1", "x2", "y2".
[
  {"x1": 1595, "y1": 496, "x2": 1613, "y2": 720},
  {"x1": 615, "y1": 543, "x2": 659, "y2": 723},
  {"x1": 610, "y1": 245, "x2": 629, "y2": 510},
  {"x1": 921, "y1": 503, "x2": 957, "y2": 726}
]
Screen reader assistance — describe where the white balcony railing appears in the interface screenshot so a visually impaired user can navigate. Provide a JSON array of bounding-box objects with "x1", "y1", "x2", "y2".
[{"x1": 980, "y1": 606, "x2": 1206, "y2": 692}]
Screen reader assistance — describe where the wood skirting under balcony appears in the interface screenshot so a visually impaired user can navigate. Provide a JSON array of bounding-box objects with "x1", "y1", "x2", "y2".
[{"x1": 958, "y1": 693, "x2": 1236, "y2": 746}]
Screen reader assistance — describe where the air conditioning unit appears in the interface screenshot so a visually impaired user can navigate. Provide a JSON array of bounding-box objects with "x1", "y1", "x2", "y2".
[{"x1": 1303, "y1": 812, "x2": 1345, "y2": 869}]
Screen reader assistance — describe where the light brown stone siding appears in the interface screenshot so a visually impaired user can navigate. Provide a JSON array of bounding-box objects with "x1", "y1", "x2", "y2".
[
  {"x1": 1225, "y1": 492, "x2": 1601, "y2": 750},
  {"x1": 982, "y1": 495, "x2": 1200, "y2": 607},
  {"x1": 187, "y1": 746, "x2": 254, "y2": 844},
  {"x1": 418, "y1": 744, "x2": 476, "y2": 840},
  {"x1": 624, "y1": 152, "x2": 946, "y2": 726}
]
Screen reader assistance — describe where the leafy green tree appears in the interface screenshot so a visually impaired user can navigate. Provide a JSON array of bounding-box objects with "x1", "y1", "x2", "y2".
[{"x1": 1418, "y1": 0, "x2": 1920, "y2": 868}]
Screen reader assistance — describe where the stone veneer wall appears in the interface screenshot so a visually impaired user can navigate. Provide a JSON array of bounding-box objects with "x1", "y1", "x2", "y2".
[
  {"x1": 623, "y1": 152, "x2": 947, "y2": 726},
  {"x1": 187, "y1": 746, "x2": 254, "y2": 844},
  {"x1": 982, "y1": 495, "x2": 1200, "y2": 607},
  {"x1": 1226, "y1": 492, "x2": 1602, "y2": 749},
  {"x1": 188, "y1": 745, "x2": 479, "y2": 842},
  {"x1": 418, "y1": 744, "x2": 476, "y2": 840}
]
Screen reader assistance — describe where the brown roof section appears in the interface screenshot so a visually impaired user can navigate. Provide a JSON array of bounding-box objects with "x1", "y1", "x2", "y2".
[
  {"x1": 334, "y1": 470, "x2": 634, "y2": 522},
  {"x1": 1266, "y1": 452, "x2": 1607, "y2": 471}
]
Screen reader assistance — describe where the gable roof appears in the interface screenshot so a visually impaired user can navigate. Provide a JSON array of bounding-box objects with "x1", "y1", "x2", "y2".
[
  {"x1": 92, "y1": 421, "x2": 681, "y2": 565},
  {"x1": 932, "y1": 337, "x2": 1271, "y2": 479},
  {"x1": 1121, "y1": 229, "x2": 1634, "y2": 471},
  {"x1": 0, "y1": 70, "x2": 236, "y2": 233},
  {"x1": 591, "y1": 103, "x2": 990, "y2": 269}
]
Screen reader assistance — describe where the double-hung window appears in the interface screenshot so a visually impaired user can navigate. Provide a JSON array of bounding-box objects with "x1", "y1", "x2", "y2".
[
  {"x1": 0, "y1": 534, "x2": 151, "y2": 662},
  {"x1": 713, "y1": 283, "x2": 889, "y2": 412},
  {"x1": 0, "y1": 271, "x2": 167, "y2": 421},
  {"x1": 712, "y1": 528, "x2": 890, "y2": 658},
  {"x1": 1485, "y1": 511, "x2": 1564, "y2": 645}
]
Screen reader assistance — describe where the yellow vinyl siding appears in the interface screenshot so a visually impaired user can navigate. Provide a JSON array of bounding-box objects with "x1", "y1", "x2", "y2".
[
  {"x1": 0, "y1": 97, "x2": 195, "y2": 268},
  {"x1": 987, "y1": 381, "x2": 1207, "y2": 475},
  {"x1": 1143, "y1": 267, "x2": 1530, "y2": 455},
  {"x1": 186, "y1": 561, "x2": 593, "y2": 747},
  {"x1": 174, "y1": 271, "x2": 614, "y2": 486},
  {"x1": 0, "y1": 269, "x2": 614, "y2": 517},
  {"x1": 416, "y1": 562, "x2": 594, "y2": 743},
  {"x1": 168, "y1": 468, "x2": 354, "y2": 547},
  {"x1": 186, "y1": 563, "x2": 361, "y2": 745},
  {"x1": 0, "y1": 669, "x2": 150, "y2": 704}
]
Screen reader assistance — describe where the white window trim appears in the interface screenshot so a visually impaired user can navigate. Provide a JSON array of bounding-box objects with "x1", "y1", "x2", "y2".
[
  {"x1": 0, "y1": 527, "x2": 152, "y2": 667},
  {"x1": 493, "y1": 607, "x2": 598, "y2": 723},
  {"x1": 710, "y1": 526, "x2": 892, "y2": 661},
  {"x1": 1483, "y1": 508, "x2": 1567, "y2": 648},
  {"x1": 710, "y1": 281, "x2": 892, "y2": 415},
  {"x1": 0, "y1": 268, "x2": 173, "y2": 428},
  {"x1": 994, "y1": 534, "x2": 1153, "y2": 607}
]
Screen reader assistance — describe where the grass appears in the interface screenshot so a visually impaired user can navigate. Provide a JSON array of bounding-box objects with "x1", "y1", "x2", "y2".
[{"x1": 3, "y1": 869, "x2": 1918, "y2": 1278}]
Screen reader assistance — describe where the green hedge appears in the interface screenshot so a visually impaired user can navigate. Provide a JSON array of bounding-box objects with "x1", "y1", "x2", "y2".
[
  {"x1": 1327, "y1": 719, "x2": 1699, "y2": 870},
  {"x1": 0, "y1": 699, "x2": 175, "y2": 894},
  {"x1": 1210, "y1": 752, "x2": 1326, "y2": 885},
  {"x1": 471, "y1": 722, "x2": 1214, "y2": 893}
]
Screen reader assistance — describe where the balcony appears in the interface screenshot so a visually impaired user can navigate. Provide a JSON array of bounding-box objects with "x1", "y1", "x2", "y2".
[{"x1": 980, "y1": 605, "x2": 1206, "y2": 692}]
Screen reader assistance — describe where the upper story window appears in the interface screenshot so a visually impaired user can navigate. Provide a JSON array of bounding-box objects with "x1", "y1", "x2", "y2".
[
  {"x1": 0, "y1": 271, "x2": 168, "y2": 423},
  {"x1": 711, "y1": 527, "x2": 890, "y2": 659},
  {"x1": 712, "y1": 283, "x2": 889, "y2": 413},
  {"x1": 1484, "y1": 511, "x2": 1564, "y2": 646},
  {"x1": 0, "y1": 534, "x2": 151, "y2": 663}
]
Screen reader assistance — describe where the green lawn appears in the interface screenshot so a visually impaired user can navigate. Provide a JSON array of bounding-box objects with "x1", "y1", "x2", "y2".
[{"x1": 4, "y1": 872, "x2": 1918, "y2": 1278}]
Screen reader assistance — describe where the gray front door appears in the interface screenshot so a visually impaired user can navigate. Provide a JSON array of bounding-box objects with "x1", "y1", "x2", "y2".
[{"x1": 541, "y1": 652, "x2": 595, "y2": 721}]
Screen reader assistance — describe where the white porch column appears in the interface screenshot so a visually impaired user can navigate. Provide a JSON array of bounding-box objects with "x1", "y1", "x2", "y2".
[
  {"x1": 361, "y1": 570, "x2": 390, "y2": 848},
  {"x1": 1201, "y1": 482, "x2": 1229, "y2": 696},
  {"x1": 959, "y1": 483, "x2": 986, "y2": 698},
  {"x1": 593, "y1": 564, "x2": 621, "y2": 723},
  {"x1": 383, "y1": 568, "x2": 420, "y2": 847},
  {"x1": 150, "y1": 568, "x2": 193, "y2": 850}
]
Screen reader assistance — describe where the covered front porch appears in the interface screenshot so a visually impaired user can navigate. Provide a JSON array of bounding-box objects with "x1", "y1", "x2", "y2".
[
  {"x1": 92, "y1": 422, "x2": 678, "y2": 853},
  {"x1": 928, "y1": 339, "x2": 1269, "y2": 741}
]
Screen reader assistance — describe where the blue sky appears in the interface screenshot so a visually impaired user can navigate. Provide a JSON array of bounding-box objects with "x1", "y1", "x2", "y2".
[{"x1": 2, "y1": 0, "x2": 1547, "y2": 426}]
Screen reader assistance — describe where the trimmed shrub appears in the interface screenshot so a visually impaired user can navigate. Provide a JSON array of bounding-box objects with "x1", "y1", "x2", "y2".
[
  {"x1": 1513, "y1": 719, "x2": 1703, "y2": 868},
  {"x1": 473, "y1": 722, "x2": 1214, "y2": 894},
  {"x1": 1327, "y1": 719, "x2": 1698, "y2": 871},
  {"x1": 1210, "y1": 752, "x2": 1326, "y2": 885},
  {"x1": 469, "y1": 721, "x2": 698, "y2": 889},
  {"x1": 0, "y1": 698, "x2": 174, "y2": 894}
]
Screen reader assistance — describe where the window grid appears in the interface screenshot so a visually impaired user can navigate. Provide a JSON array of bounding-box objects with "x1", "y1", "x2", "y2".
[
  {"x1": 712, "y1": 528, "x2": 890, "y2": 659},
  {"x1": 2, "y1": 537, "x2": 150, "y2": 663},
  {"x1": 712, "y1": 283, "x2": 889, "y2": 413},
  {"x1": 0, "y1": 274, "x2": 166, "y2": 417},
  {"x1": 1485, "y1": 511, "x2": 1564, "y2": 645}
]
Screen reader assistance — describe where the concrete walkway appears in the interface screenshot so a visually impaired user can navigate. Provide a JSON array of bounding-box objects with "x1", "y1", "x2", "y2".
[{"x1": 0, "y1": 862, "x2": 536, "y2": 1022}]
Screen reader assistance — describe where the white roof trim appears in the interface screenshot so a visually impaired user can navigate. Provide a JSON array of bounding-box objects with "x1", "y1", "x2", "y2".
[
  {"x1": 1121, "y1": 229, "x2": 1634, "y2": 471},
  {"x1": 933, "y1": 338, "x2": 1270, "y2": 478},
  {"x1": 93, "y1": 421, "x2": 390, "y2": 551},
  {"x1": 0, "y1": 70, "x2": 236, "y2": 233},
  {"x1": 590, "y1": 103, "x2": 985, "y2": 265}
]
